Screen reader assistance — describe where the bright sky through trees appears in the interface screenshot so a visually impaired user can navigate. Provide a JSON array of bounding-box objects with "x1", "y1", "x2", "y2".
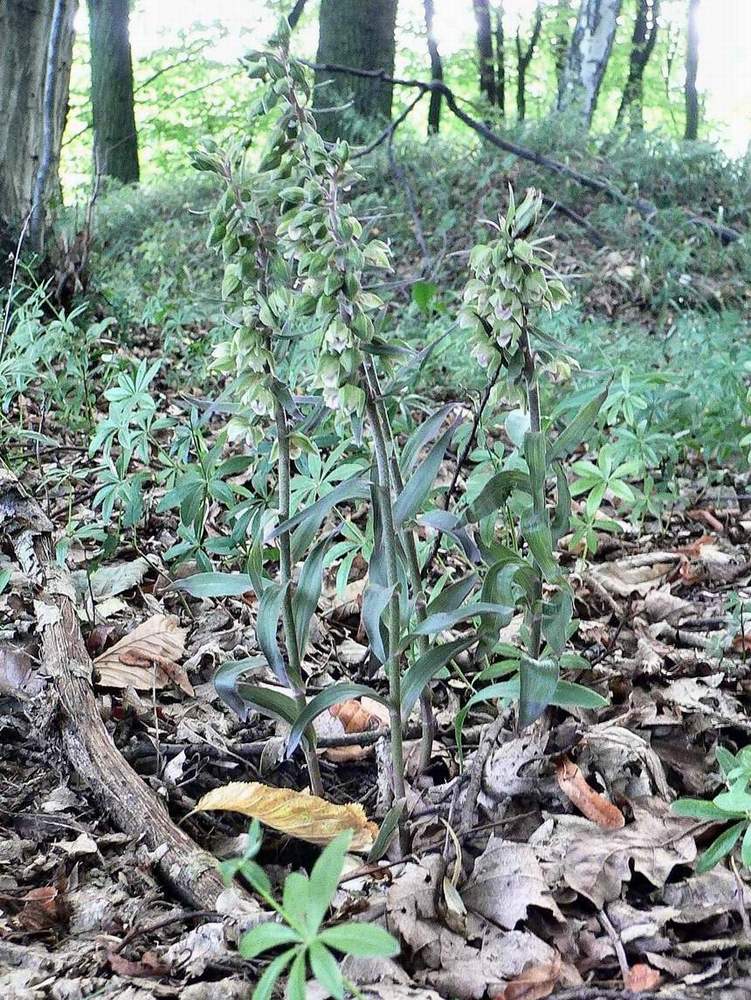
[{"x1": 77, "y1": 0, "x2": 751, "y2": 154}]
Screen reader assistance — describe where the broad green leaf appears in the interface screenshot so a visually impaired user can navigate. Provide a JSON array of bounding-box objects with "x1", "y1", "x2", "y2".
[
  {"x1": 714, "y1": 781, "x2": 751, "y2": 814},
  {"x1": 308, "y1": 832, "x2": 352, "y2": 933},
  {"x1": 394, "y1": 425, "x2": 455, "y2": 528},
  {"x1": 742, "y1": 824, "x2": 751, "y2": 870},
  {"x1": 462, "y1": 470, "x2": 530, "y2": 524},
  {"x1": 256, "y1": 582, "x2": 291, "y2": 685},
  {"x1": 214, "y1": 656, "x2": 266, "y2": 720},
  {"x1": 251, "y1": 948, "x2": 296, "y2": 1000},
  {"x1": 318, "y1": 922, "x2": 400, "y2": 958},
  {"x1": 239, "y1": 921, "x2": 301, "y2": 960},
  {"x1": 173, "y1": 572, "x2": 255, "y2": 598},
  {"x1": 412, "y1": 602, "x2": 513, "y2": 636},
  {"x1": 367, "y1": 800, "x2": 405, "y2": 863},
  {"x1": 696, "y1": 820, "x2": 746, "y2": 873},
  {"x1": 519, "y1": 655, "x2": 559, "y2": 728},
  {"x1": 401, "y1": 403, "x2": 456, "y2": 473},
  {"x1": 672, "y1": 798, "x2": 739, "y2": 821},
  {"x1": 716, "y1": 746, "x2": 737, "y2": 777},
  {"x1": 309, "y1": 942, "x2": 344, "y2": 1000},
  {"x1": 287, "y1": 684, "x2": 390, "y2": 757},
  {"x1": 400, "y1": 637, "x2": 475, "y2": 719},
  {"x1": 548, "y1": 384, "x2": 609, "y2": 462},
  {"x1": 412, "y1": 279, "x2": 438, "y2": 313},
  {"x1": 271, "y1": 478, "x2": 370, "y2": 538}
]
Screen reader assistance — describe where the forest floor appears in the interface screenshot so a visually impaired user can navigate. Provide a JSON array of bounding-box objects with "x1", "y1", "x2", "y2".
[{"x1": 4, "y1": 408, "x2": 751, "y2": 999}]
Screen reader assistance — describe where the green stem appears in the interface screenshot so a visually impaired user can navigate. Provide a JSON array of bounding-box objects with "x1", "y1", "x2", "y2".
[
  {"x1": 274, "y1": 399, "x2": 324, "y2": 798},
  {"x1": 363, "y1": 382, "x2": 408, "y2": 854},
  {"x1": 520, "y1": 321, "x2": 542, "y2": 660},
  {"x1": 363, "y1": 359, "x2": 435, "y2": 774}
]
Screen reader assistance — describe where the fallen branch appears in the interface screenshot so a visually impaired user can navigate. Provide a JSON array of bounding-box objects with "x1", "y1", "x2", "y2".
[
  {"x1": 0, "y1": 469, "x2": 256, "y2": 913},
  {"x1": 306, "y1": 62, "x2": 743, "y2": 245}
]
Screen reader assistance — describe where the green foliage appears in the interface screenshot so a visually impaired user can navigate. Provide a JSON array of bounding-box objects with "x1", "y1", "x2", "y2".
[
  {"x1": 224, "y1": 822, "x2": 399, "y2": 1000},
  {"x1": 673, "y1": 746, "x2": 751, "y2": 874}
]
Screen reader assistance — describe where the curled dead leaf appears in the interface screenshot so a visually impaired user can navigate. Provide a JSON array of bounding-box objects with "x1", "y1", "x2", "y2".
[
  {"x1": 194, "y1": 781, "x2": 378, "y2": 851},
  {"x1": 624, "y1": 962, "x2": 661, "y2": 993},
  {"x1": 555, "y1": 756, "x2": 625, "y2": 830},
  {"x1": 331, "y1": 697, "x2": 389, "y2": 734},
  {"x1": 493, "y1": 955, "x2": 561, "y2": 1000},
  {"x1": 94, "y1": 614, "x2": 192, "y2": 695}
]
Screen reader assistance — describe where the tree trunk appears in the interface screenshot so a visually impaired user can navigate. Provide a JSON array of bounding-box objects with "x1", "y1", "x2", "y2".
[
  {"x1": 88, "y1": 0, "x2": 139, "y2": 184},
  {"x1": 553, "y1": 0, "x2": 574, "y2": 106},
  {"x1": 473, "y1": 0, "x2": 497, "y2": 105},
  {"x1": 614, "y1": 0, "x2": 659, "y2": 132},
  {"x1": 684, "y1": 0, "x2": 700, "y2": 140},
  {"x1": 287, "y1": 0, "x2": 307, "y2": 28},
  {"x1": 423, "y1": 0, "x2": 444, "y2": 134},
  {"x1": 516, "y1": 3, "x2": 543, "y2": 122},
  {"x1": 0, "y1": 0, "x2": 77, "y2": 256},
  {"x1": 558, "y1": 0, "x2": 623, "y2": 126},
  {"x1": 314, "y1": 0, "x2": 398, "y2": 142},
  {"x1": 495, "y1": 3, "x2": 506, "y2": 117}
]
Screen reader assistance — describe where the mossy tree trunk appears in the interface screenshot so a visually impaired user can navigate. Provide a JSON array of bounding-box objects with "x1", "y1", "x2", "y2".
[
  {"x1": 423, "y1": 0, "x2": 444, "y2": 133},
  {"x1": 614, "y1": 0, "x2": 660, "y2": 133},
  {"x1": 515, "y1": 3, "x2": 543, "y2": 122},
  {"x1": 314, "y1": 0, "x2": 398, "y2": 142},
  {"x1": 558, "y1": 0, "x2": 623, "y2": 127},
  {"x1": 473, "y1": 0, "x2": 497, "y2": 105},
  {"x1": 0, "y1": 0, "x2": 77, "y2": 256},
  {"x1": 88, "y1": 0, "x2": 139, "y2": 184}
]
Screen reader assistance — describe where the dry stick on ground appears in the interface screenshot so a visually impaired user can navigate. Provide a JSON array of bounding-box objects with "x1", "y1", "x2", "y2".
[
  {"x1": 306, "y1": 61, "x2": 742, "y2": 246},
  {"x1": 0, "y1": 469, "x2": 257, "y2": 913}
]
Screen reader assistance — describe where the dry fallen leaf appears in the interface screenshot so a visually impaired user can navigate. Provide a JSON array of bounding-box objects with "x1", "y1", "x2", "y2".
[
  {"x1": 493, "y1": 955, "x2": 561, "y2": 1000},
  {"x1": 555, "y1": 757, "x2": 625, "y2": 830},
  {"x1": 94, "y1": 613, "x2": 192, "y2": 695},
  {"x1": 194, "y1": 781, "x2": 378, "y2": 850},
  {"x1": 588, "y1": 553, "x2": 678, "y2": 598},
  {"x1": 624, "y1": 962, "x2": 661, "y2": 992}
]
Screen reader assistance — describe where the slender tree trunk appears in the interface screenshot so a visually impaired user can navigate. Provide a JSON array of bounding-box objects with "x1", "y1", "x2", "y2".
[
  {"x1": 0, "y1": 0, "x2": 77, "y2": 256},
  {"x1": 553, "y1": 0, "x2": 574, "y2": 106},
  {"x1": 88, "y1": 0, "x2": 139, "y2": 184},
  {"x1": 684, "y1": 0, "x2": 700, "y2": 139},
  {"x1": 495, "y1": 3, "x2": 506, "y2": 117},
  {"x1": 423, "y1": 0, "x2": 444, "y2": 133},
  {"x1": 515, "y1": 3, "x2": 543, "y2": 122},
  {"x1": 314, "y1": 0, "x2": 398, "y2": 141},
  {"x1": 473, "y1": 0, "x2": 497, "y2": 105},
  {"x1": 614, "y1": 0, "x2": 659, "y2": 132},
  {"x1": 558, "y1": 0, "x2": 623, "y2": 126}
]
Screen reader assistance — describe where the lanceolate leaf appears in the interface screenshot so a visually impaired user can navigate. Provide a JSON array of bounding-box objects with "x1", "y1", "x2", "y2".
[
  {"x1": 426, "y1": 574, "x2": 478, "y2": 616},
  {"x1": 462, "y1": 470, "x2": 530, "y2": 524},
  {"x1": 367, "y1": 800, "x2": 405, "y2": 863},
  {"x1": 173, "y1": 572, "x2": 255, "y2": 598},
  {"x1": 523, "y1": 431, "x2": 547, "y2": 513},
  {"x1": 521, "y1": 511, "x2": 561, "y2": 583},
  {"x1": 551, "y1": 462, "x2": 571, "y2": 543},
  {"x1": 293, "y1": 533, "x2": 335, "y2": 658},
  {"x1": 552, "y1": 680, "x2": 608, "y2": 709},
  {"x1": 412, "y1": 601, "x2": 514, "y2": 636},
  {"x1": 400, "y1": 636, "x2": 475, "y2": 719},
  {"x1": 519, "y1": 655, "x2": 559, "y2": 728},
  {"x1": 393, "y1": 424, "x2": 455, "y2": 529},
  {"x1": 401, "y1": 403, "x2": 457, "y2": 474},
  {"x1": 418, "y1": 510, "x2": 481, "y2": 563},
  {"x1": 361, "y1": 582, "x2": 394, "y2": 665},
  {"x1": 235, "y1": 682, "x2": 300, "y2": 726},
  {"x1": 542, "y1": 590, "x2": 573, "y2": 657},
  {"x1": 286, "y1": 684, "x2": 390, "y2": 757},
  {"x1": 271, "y1": 478, "x2": 370, "y2": 539},
  {"x1": 214, "y1": 656, "x2": 267, "y2": 719},
  {"x1": 257, "y1": 582, "x2": 291, "y2": 685},
  {"x1": 548, "y1": 384, "x2": 609, "y2": 462}
]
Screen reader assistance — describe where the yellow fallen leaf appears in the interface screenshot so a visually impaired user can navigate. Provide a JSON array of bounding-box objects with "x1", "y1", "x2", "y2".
[
  {"x1": 94, "y1": 614, "x2": 192, "y2": 695},
  {"x1": 194, "y1": 781, "x2": 378, "y2": 851}
]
